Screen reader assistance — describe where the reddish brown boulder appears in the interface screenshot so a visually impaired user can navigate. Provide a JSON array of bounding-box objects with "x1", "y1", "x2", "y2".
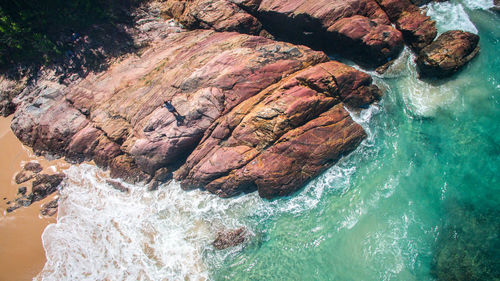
[
  {"x1": 175, "y1": 61, "x2": 380, "y2": 198},
  {"x1": 416, "y1": 30, "x2": 480, "y2": 78},
  {"x1": 375, "y1": 0, "x2": 437, "y2": 51},
  {"x1": 327, "y1": 15, "x2": 404, "y2": 67}
]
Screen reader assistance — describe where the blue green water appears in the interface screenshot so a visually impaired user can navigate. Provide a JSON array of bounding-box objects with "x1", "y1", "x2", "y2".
[{"x1": 209, "y1": 5, "x2": 500, "y2": 281}]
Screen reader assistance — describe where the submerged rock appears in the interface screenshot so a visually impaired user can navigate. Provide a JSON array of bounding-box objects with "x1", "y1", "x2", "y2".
[
  {"x1": 40, "y1": 198, "x2": 59, "y2": 216},
  {"x1": 432, "y1": 202, "x2": 500, "y2": 281},
  {"x1": 213, "y1": 227, "x2": 247, "y2": 249},
  {"x1": 106, "y1": 179, "x2": 130, "y2": 193},
  {"x1": 416, "y1": 30, "x2": 480, "y2": 78}
]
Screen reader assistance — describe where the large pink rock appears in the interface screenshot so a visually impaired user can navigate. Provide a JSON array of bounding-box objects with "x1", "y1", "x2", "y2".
[
  {"x1": 163, "y1": 0, "x2": 263, "y2": 35},
  {"x1": 12, "y1": 30, "x2": 327, "y2": 180},
  {"x1": 175, "y1": 61, "x2": 380, "y2": 198},
  {"x1": 11, "y1": 29, "x2": 381, "y2": 198}
]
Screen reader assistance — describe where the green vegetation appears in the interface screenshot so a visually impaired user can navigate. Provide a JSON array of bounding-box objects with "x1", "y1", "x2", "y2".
[{"x1": 0, "y1": 0, "x2": 141, "y2": 70}]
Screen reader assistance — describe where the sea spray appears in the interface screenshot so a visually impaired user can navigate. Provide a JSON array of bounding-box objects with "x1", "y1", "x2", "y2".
[{"x1": 425, "y1": 2, "x2": 479, "y2": 34}]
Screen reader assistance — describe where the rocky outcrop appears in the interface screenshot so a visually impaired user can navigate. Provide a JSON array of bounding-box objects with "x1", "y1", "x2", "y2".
[
  {"x1": 11, "y1": 29, "x2": 381, "y2": 198},
  {"x1": 162, "y1": 0, "x2": 263, "y2": 35},
  {"x1": 416, "y1": 30, "x2": 480, "y2": 78},
  {"x1": 375, "y1": 0, "x2": 437, "y2": 51},
  {"x1": 163, "y1": 0, "x2": 405, "y2": 68},
  {"x1": 14, "y1": 161, "x2": 43, "y2": 184},
  {"x1": 175, "y1": 61, "x2": 379, "y2": 198},
  {"x1": 6, "y1": 173, "x2": 65, "y2": 213}
]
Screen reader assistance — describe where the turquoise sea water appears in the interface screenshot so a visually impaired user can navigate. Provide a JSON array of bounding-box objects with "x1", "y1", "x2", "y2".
[
  {"x1": 209, "y1": 4, "x2": 500, "y2": 281},
  {"x1": 37, "y1": 1, "x2": 500, "y2": 280}
]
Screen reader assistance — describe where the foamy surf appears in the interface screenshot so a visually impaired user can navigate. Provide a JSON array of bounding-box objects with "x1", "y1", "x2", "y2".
[
  {"x1": 460, "y1": 0, "x2": 494, "y2": 10},
  {"x1": 425, "y1": 2, "x2": 479, "y2": 34},
  {"x1": 35, "y1": 145, "x2": 376, "y2": 281}
]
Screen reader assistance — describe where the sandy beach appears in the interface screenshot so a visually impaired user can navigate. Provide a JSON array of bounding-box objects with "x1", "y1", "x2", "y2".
[{"x1": 0, "y1": 116, "x2": 68, "y2": 281}]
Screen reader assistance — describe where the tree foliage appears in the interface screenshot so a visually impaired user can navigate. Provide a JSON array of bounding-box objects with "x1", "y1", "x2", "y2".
[{"x1": 0, "y1": 0, "x2": 138, "y2": 69}]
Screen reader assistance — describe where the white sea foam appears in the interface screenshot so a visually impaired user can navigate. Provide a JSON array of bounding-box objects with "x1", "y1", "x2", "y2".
[
  {"x1": 425, "y1": 2, "x2": 478, "y2": 34},
  {"x1": 460, "y1": 0, "x2": 494, "y2": 10},
  {"x1": 36, "y1": 165, "x2": 258, "y2": 281},
  {"x1": 36, "y1": 151, "x2": 371, "y2": 281}
]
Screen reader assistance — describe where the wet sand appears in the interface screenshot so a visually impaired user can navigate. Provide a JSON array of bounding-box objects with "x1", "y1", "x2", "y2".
[{"x1": 0, "y1": 116, "x2": 69, "y2": 281}]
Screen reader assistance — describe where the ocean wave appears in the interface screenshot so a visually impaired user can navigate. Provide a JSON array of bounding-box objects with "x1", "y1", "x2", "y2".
[
  {"x1": 460, "y1": 0, "x2": 494, "y2": 10},
  {"x1": 36, "y1": 143, "x2": 379, "y2": 281},
  {"x1": 425, "y1": 2, "x2": 478, "y2": 34}
]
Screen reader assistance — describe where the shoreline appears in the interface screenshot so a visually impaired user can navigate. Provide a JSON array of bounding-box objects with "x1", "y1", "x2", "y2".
[{"x1": 0, "y1": 116, "x2": 68, "y2": 281}]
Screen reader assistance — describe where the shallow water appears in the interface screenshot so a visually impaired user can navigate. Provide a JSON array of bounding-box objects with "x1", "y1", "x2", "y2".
[{"x1": 36, "y1": 1, "x2": 500, "y2": 280}]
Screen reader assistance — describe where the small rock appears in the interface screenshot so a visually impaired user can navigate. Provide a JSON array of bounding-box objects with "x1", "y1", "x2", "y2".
[
  {"x1": 491, "y1": 0, "x2": 500, "y2": 12},
  {"x1": 40, "y1": 198, "x2": 58, "y2": 216},
  {"x1": 106, "y1": 179, "x2": 129, "y2": 193},
  {"x1": 16, "y1": 197, "x2": 32, "y2": 207},
  {"x1": 213, "y1": 227, "x2": 247, "y2": 250},
  {"x1": 148, "y1": 168, "x2": 172, "y2": 191},
  {"x1": 15, "y1": 170, "x2": 36, "y2": 184},
  {"x1": 17, "y1": 186, "x2": 27, "y2": 195},
  {"x1": 376, "y1": 59, "x2": 396, "y2": 74},
  {"x1": 6, "y1": 205, "x2": 20, "y2": 213},
  {"x1": 31, "y1": 173, "x2": 65, "y2": 202},
  {"x1": 14, "y1": 162, "x2": 43, "y2": 184},
  {"x1": 2, "y1": 197, "x2": 6, "y2": 200},
  {"x1": 24, "y1": 162, "x2": 43, "y2": 173}
]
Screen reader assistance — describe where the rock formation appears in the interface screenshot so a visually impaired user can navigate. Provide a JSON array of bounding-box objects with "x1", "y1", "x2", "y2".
[
  {"x1": 164, "y1": 0, "x2": 405, "y2": 68},
  {"x1": 3, "y1": 0, "x2": 481, "y2": 199},
  {"x1": 11, "y1": 29, "x2": 380, "y2": 198},
  {"x1": 176, "y1": 61, "x2": 379, "y2": 198},
  {"x1": 416, "y1": 30, "x2": 480, "y2": 78},
  {"x1": 374, "y1": 0, "x2": 437, "y2": 51}
]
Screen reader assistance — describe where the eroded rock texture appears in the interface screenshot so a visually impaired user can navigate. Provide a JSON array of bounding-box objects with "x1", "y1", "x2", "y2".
[
  {"x1": 11, "y1": 29, "x2": 381, "y2": 198},
  {"x1": 375, "y1": 0, "x2": 437, "y2": 51},
  {"x1": 163, "y1": 0, "x2": 405, "y2": 68},
  {"x1": 416, "y1": 30, "x2": 480, "y2": 78},
  {"x1": 175, "y1": 61, "x2": 380, "y2": 198}
]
